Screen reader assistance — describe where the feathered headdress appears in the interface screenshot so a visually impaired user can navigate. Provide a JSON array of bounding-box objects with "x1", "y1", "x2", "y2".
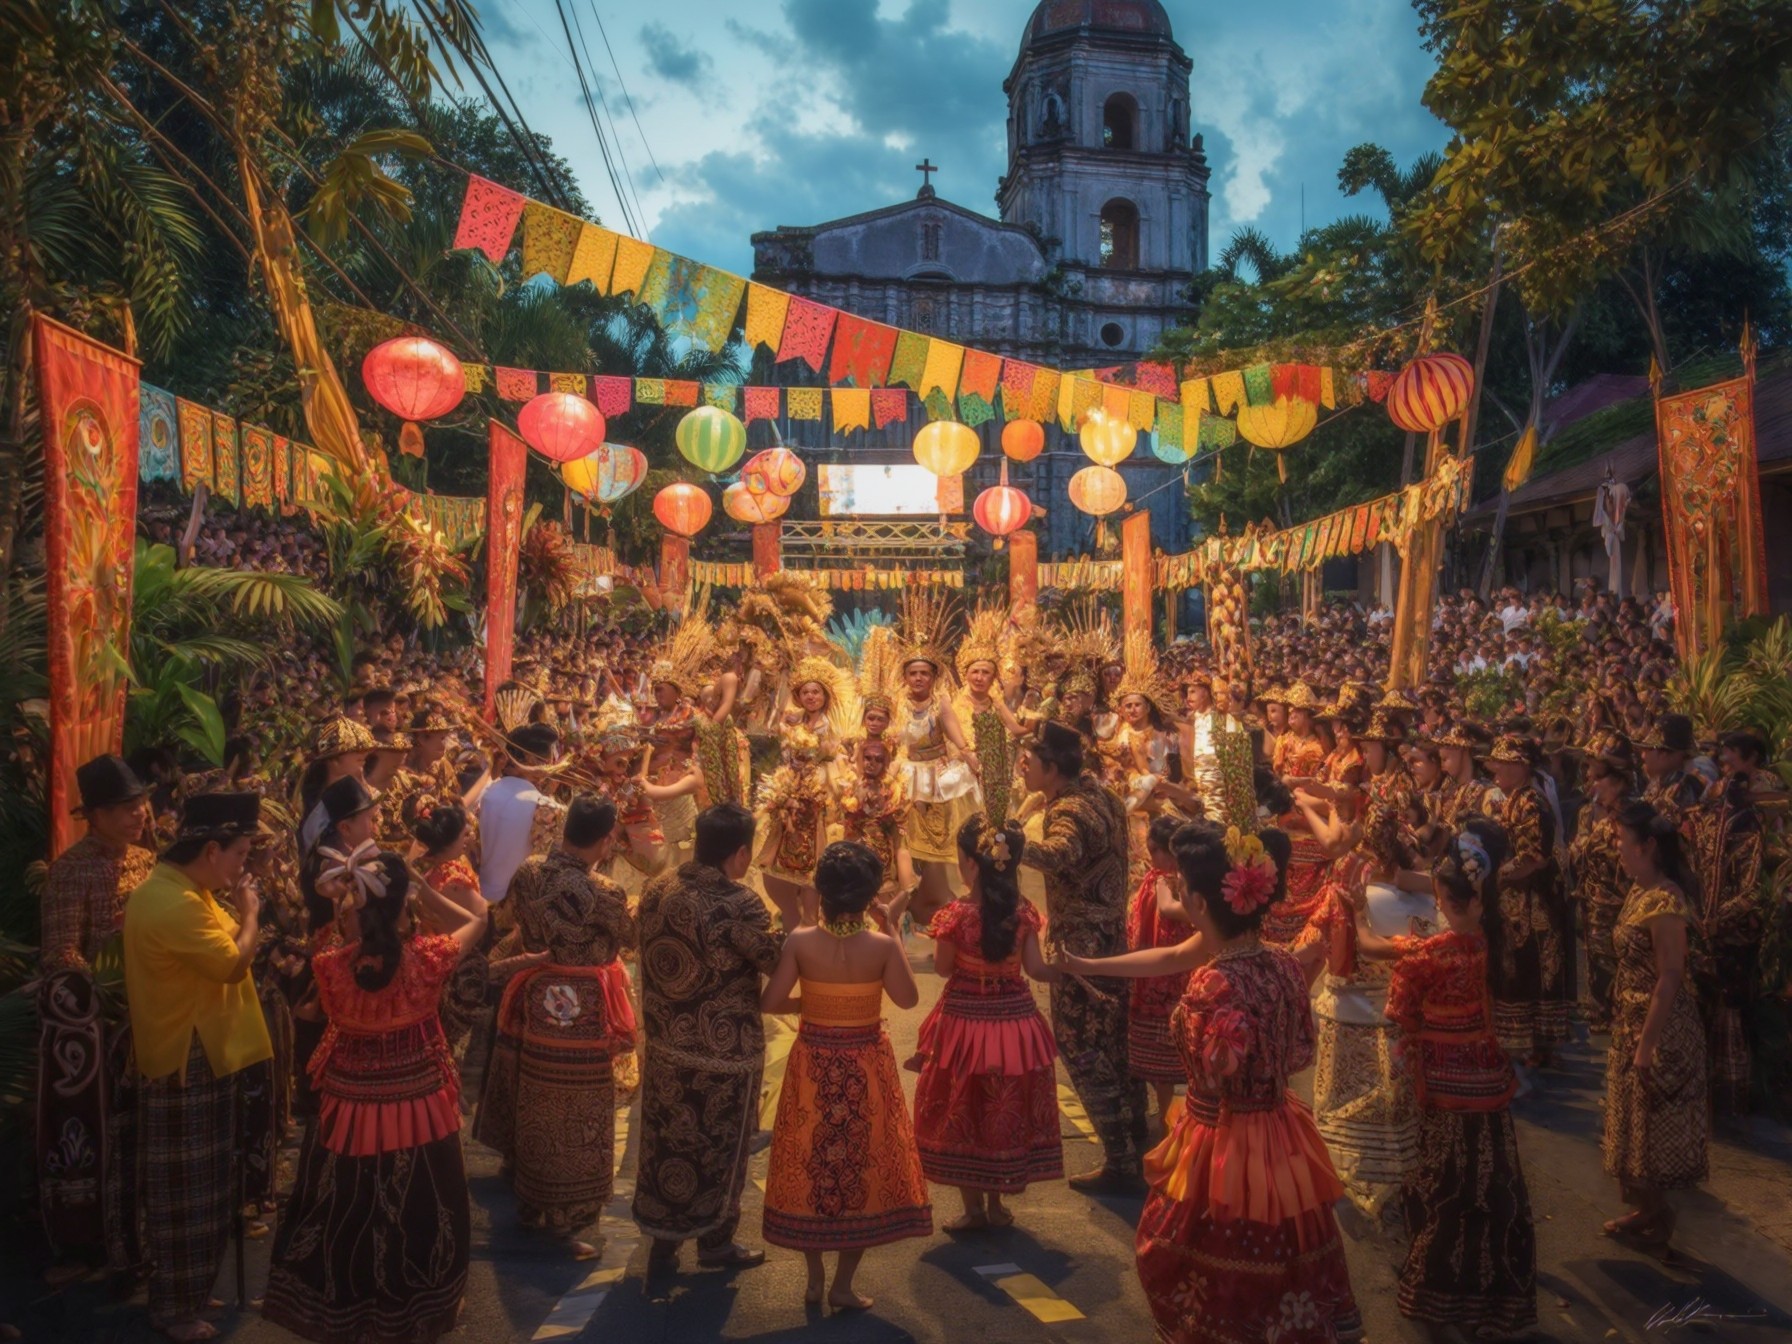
[
  {"x1": 954, "y1": 601, "x2": 1007, "y2": 681},
  {"x1": 494, "y1": 685, "x2": 542, "y2": 733},
  {"x1": 898, "y1": 587, "x2": 957, "y2": 681},
  {"x1": 855, "y1": 621, "x2": 901, "y2": 722},
  {"x1": 1114, "y1": 630, "x2": 1176, "y2": 715},
  {"x1": 649, "y1": 586, "x2": 716, "y2": 699},
  {"x1": 1057, "y1": 599, "x2": 1120, "y2": 674}
]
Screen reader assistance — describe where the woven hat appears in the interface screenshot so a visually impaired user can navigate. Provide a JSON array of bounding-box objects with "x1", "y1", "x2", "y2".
[
  {"x1": 1375, "y1": 686, "x2": 1421, "y2": 714},
  {"x1": 370, "y1": 732, "x2": 413, "y2": 754},
  {"x1": 1061, "y1": 669, "x2": 1096, "y2": 698},
  {"x1": 410, "y1": 704, "x2": 457, "y2": 734},
  {"x1": 1258, "y1": 683, "x2": 1289, "y2": 705},
  {"x1": 313, "y1": 717, "x2": 377, "y2": 761},
  {"x1": 791, "y1": 655, "x2": 848, "y2": 709},
  {"x1": 1358, "y1": 710, "x2": 1407, "y2": 744},
  {"x1": 1486, "y1": 734, "x2": 1534, "y2": 766},
  {"x1": 1433, "y1": 722, "x2": 1490, "y2": 751},
  {"x1": 1636, "y1": 713, "x2": 1695, "y2": 754},
  {"x1": 1282, "y1": 681, "x2": 1322, "y2": 712}
]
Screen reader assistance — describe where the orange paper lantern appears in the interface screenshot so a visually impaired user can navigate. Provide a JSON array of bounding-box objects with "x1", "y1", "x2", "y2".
[
  {"x1": 742, "y1": 446, "x2": 806, "y2": 497},
  {"x1": 1078, "y1": 406, "x2": 1137, "y2": 467},
  {"x1": 653, "y1": 482, "x2": 713, "y2": 537},
  {"x1": 972, "y1": 484, "x2": 1032, "y2": 549},
  {"x1": 723, "y1": 481, "x2": 790, "y2": 524},
  {"x1": 1001, "y1": 419, "x2": 1045, "y2": 463},
  {"x1": 518, "y1": 392, "x2": 606, "y2": 463},
  {"x1": 1387, "y1": 353, "x2": 1474, "y2": 433},
  {"x1": 1068, "y1": 464, "x2": 1127, "y2": 517},
  {"x1": 913, "y1": 420, "x2": 980, "y2": 477},
  {"x1": 361, "y1": 337, "x2": 465, "y2": 457}
]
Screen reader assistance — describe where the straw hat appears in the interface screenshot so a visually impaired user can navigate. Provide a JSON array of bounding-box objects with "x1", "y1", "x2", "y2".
[
  {"x1": 1282, "y1": 681, "x2": 1322, "y2": 712},
  {"x1": 312, "y1": 717, "x2": 377, "y2": 761}
]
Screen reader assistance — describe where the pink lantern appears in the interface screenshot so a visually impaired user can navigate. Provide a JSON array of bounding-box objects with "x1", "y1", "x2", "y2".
[
  {"x1": 723, "y1": 481, "x2": 790, "y2": 525},
  {"x1": 743, "y1": 446, "x2": 806, "y2": 497},
  {"x1": 361, "y1": 337, "x2": 465, "y2": 457},
  {"x1": 972, "y1": 484, "x2": 1032, "y2": 549},
  {"x1": 518, "y1": 392, "x2": 606, "y2": 464},
  {"x1": 653, "y1": 482, "x2": 713, "y2": 537}
]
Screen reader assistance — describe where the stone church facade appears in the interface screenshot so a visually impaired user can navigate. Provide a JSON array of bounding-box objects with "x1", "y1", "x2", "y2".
[{"x1": 749, "y1": 0, "x2": 1210, "y2": 560}]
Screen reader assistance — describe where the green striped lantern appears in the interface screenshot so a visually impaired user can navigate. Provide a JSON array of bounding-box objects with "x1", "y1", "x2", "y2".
[{"x1": 675, "y1": 405, "x2": 747, "y2": 474}]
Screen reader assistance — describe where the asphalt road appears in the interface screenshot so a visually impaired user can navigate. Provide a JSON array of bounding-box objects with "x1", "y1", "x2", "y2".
[{"x1": 12, "y1": 933, "x2": 1792, "y2": 1343}]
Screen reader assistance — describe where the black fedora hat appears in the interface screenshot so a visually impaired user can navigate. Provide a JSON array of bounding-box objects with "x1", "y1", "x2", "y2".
[
  {"x1": 175, "y1": 792, "x2": 261, "y2": 843},
  {"x1": 320, "y1": 776, "x2": 378, "y2": 826},
  {"x1": 74, "y1": 754, "x2": 147, "y2": 814}
]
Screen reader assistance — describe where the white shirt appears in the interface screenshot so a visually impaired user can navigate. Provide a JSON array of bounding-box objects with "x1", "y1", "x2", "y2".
[
  {"x1": 477, "y1": 775, "x2": 551, "y2": 902},
  {"x1": 1499, "y1": 603, "x2": 1529, "y2": 633}
]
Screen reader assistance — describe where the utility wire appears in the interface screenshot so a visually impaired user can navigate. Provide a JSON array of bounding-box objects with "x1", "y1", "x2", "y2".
[
  {"x1": 589, "y1": 2, "x2": 666, "y2": 187},
  {"x1": 550, "y1": 0, "x2": 638, "y2": 237},
  {"x1": 568, "y1": 0, "x2": 650, "y2": 238}
]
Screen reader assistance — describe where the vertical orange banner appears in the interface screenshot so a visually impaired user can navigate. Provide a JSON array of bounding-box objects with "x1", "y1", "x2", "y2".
[
  {"x1": 659, "y1": 534, "x2": 691, "y2": 614},
  {"x1": 484, "y1": 420, "x2": 527, "y2": 721},
  {"x1": 1008, "y1": 529, "x2": 1038, "y2": 610},
  {"x1": 752, "y1": 521, "x2": 781, "y2": 579},
  {"x1": 35, "y1": 315, "x2": 141, "y2": 858},
  {"x1": 1121, "y1": 510, "x2": 1153, "y2": 645}
]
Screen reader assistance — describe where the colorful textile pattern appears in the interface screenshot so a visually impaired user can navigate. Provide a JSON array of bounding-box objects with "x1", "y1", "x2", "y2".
[
  {"x1": 452, "y1": 174, "x2": 526, "y2": 261},
  {"x1": 34, "y1": 315, "x2": 140, "y2": 857},
  {"x1": 484, "y1": 421, "x2": 528, "y2": 719},
  {"x1": 639, "y1": 253, "x2": 746, "y2": 353},
  {"x1": 240, "y1": 423, "x2": 275, "y2": 509},
  {"x1": 777, "y1": 296, "x2": 837, "y2": 371},
  {"x1": 1655, "y1": 372, "x2": 1768, "y2": 656},
  {"x1": 762, "y1": 980, "x2": 932, "y2": 1250},
  {"x1": 914, "y1": 901, "x2": 1062, "y2": 1192},
  {"x1": 1491, "y1": 786, "x2": 1570, "y2": 1054},
  {"x1": 138, "y1": 383, "x2": 180, "y2": 482},
  {"x1": 828, "y1": 315, "x2": 898, "y2": 387},
  {"x1": 176, "y1": 397, "x2": 212, "y2": 493},
  {"x1": 140, "y1": 1037, "x2": 236, "y2": 1327},
  {"x1": 1126, "y1": 869, "x2": 1190, "y2": 1082}
]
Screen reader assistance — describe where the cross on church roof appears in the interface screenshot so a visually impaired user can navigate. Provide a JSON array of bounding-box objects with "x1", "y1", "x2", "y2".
[{"x1": 915, "y1": 158, "x2": 938, "y2": 197}]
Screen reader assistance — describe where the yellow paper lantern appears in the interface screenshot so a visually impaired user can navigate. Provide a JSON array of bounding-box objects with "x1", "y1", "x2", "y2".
[
  {"x1": 1067, "y1": 464, "x2": 1127, "y2": 517},
  {"x1": 1078, "y1": 406, "x2": 1137, "y2": 467},
  {"x1": 912, "y1": 420, "x2": 980, "y2": 477},
  {"x1": 1235, "y1": 394, "x2": 1318, "y2": 450}
]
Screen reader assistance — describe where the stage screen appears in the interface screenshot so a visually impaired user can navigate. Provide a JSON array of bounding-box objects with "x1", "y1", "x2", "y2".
[{"x1": 816, "y1": 464, "x2": 964, "y2": 517}]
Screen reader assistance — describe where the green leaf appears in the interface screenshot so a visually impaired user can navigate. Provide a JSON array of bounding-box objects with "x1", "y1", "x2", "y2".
[{"x1": 174, "y1": 683, "x2": 227, "y2": 766}]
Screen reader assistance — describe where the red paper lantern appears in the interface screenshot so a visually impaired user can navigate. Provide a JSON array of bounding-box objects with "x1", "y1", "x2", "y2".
[
  {"x1": 973, "y1": 484, "x2": 1032, "y2": 549},
  {"x1": 518, "y1": 392, "x2": 606, "y2": 463},
  {"x1": 1001, "y1": 419, "x2": 1045, "y2": 463},
  {"x1": 653, "y1": 482, "x2": 713, "y2": 537},
  {"x1": 743, "y1": 447, "x2": 806, "y2": 497},
  {"x1": 723, "y1": 481, "x2": 790, "y2": 524},
  {"x1": 361, "y1": 337, "x2": 465, "y2": 457},
  {"x1": 1387, "y1": 353, "x2": 1474, "y2": 433}
]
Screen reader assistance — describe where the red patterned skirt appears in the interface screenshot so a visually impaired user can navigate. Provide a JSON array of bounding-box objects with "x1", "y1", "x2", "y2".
[
  {"x1": 1261, "y1": 833, "x2": 1331, "y2": 952},
  {"x1": 914, "y1": 976, "x2": 1063, "y2": 1192},
  {"x1": 1136, "y1": 1093, "x2": 1362, "y2": 1344}
]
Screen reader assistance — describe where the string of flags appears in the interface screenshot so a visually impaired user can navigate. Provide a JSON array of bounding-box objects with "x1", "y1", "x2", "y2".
[
  {"x1": 448, "y1": 171, "x2": 1386, "y2": 457},
  {"x1": 688, "y1": 561, "x2": 965, "y2": 590}
]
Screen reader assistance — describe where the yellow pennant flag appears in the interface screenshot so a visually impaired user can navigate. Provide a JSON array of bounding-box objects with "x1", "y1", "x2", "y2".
[
  {"x1": 549, "y1": 372, "x2": 586, "y2": 395},
  {"x1": 609, "y1": 236, "x2": 656, "y2": 297},
  {"x1": 831, "y1": 388, "x2": 871, "y2": 434},
  {"x1": 1319, "y1": 367, "x2": 1336, "y2": 409},
  {"x1": 521, "y1": 203, "x2": 581, "y2": 282},
  {"x1": 919, "y1": 340, "x2": 965, "y2": 400},
  {"x1": 1126, "y1": 389, "x2": 1156, "y2": 431},
  {"x1": 1503, "y1": 425, "x2": 1538, "y2": 492},
  {"x1": 566, "y1": 224, "x2": 619, "y2": 289},
  {"x1": 744, "y1": 284, "x2": 791, "y2": 351},
  {"x1": 1056, "y1": 373, "x2": 1078, "y2": 429},
  {"x1": 1210, "y1": 370, "x2": 1245, "y2": 415},
  {"x1": 787, "y1": 388, "x2": 823, "y2": 421}
]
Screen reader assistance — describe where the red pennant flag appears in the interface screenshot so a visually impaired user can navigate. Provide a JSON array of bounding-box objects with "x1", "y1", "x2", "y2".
[
  {"x1": 827, "y1": 314, "x2": 900, "y2": 387},
  {"x1": 591, "y1": 375, "x2": 632, "y2": 419},
  {"x1": 871, "y1": 388, "x2": 909, "y2": 428},
  {"x1": 1295, "y1": 364, "x2": 1324, "y2": 404},
  {"x1": 960, "y1": 348, "x2": 1002, "y2": 401},
  {"x1": 744, "y1": 387, "x2": 781, "y2": 422},
  {"x1": 776, "y1": 296, "x2": 837, "y2": 372},
  {"x1": 453, "y1": 174, "x2": 527, "y2": 262},
  {"x1": 1366, "y1": 370, "x2": 1395, "y2": 404},
  {"x1": 495, "y1": 367, "x2": 537, "y2": 401},
  {"x1": 1271, "y1": 363, "x2": 1299, "y2": 402},
  {"x1": 1000, "y1": 359, "x2": 1039, "y2": 410},
  {"x1": 1135, "y1": 361, "x2": 1178, "y2": 399}
]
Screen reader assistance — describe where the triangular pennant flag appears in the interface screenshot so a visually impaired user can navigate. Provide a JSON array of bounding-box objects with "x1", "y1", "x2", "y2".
[
  {"x1": 831, "y1": 388, "x2": 871, "y2": 434},
  {"x1": 919, "y1": 340, "x2": 965, "y2": 400},
  {"x1": 744, "y1": 284, "x2": 791, "y2": 351},
  {"x1": 1126, "y1": 390, "x2": 1156, "y2": 432},
  {"x1": 776, "y1": 296, "x2": 836, "y2": 371},
  {"x1": 827, "y1": 314, "x2": 900, "y2": 387},
  {"x1": 1210, "y1": 371, "x2": 1245, "y2": 415},
  {"x1": 520, "y1": 202, "x2": 581, "y2": 282},
  {"x1": 452, "y1": 174, "x2": 526, "y2": 261},
  {"x1": 744, "y1": 387, "x2": 781, "y2": 422},
  {"x1": 959, "y1": 348, "x2": 1002, "y2": 401},
  {"x1": 871, "y1": 388, "x2": 908, "y2": 427},
  {"x1": 959, "y1": 392, "x2": 995, "y2": 427},
  {"x1": 609, "y1": 236, "x2": 656, "y2": 296},
  {"x1": 591, "y1": 375, "x2": 632, "y2": 419},
  {"x1": 566, "y1": 224, "x2": 619, "y2": 289},
  {"x1": 787, "y1": 388, "x2": 823, "y2": 421}
]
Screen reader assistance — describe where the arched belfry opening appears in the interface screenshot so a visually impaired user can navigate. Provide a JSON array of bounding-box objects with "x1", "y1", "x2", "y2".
[
  {"x1": 1102, "y1": 93, "x2": 1136, "y2": 149},
  {"x1": 1100, "y1": 199, "x2": 1140, "y2": 268}
]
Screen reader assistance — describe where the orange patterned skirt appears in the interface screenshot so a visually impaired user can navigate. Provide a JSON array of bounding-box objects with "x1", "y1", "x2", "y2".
[{"x1": 763, "y1": 1021, "x2": 934, "y2": 1250}]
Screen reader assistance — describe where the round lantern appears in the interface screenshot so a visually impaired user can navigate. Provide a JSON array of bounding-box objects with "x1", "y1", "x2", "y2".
[
  {"x1": 912, "y1": 420, "x2": 980, "y2": 477},
  {"x1": 1152, "y1": 435, "x2": 1191, "y2": 466},
  {"x1": 1235, "y1": 395, "x2": 1318, "y2": 450},
  {"x1": 653, "y1": 482, "x2": 713, "y2": 537},
  {"x1": 1001, "y1": 419, "x2": 1045, "y2": 464},
  {"x1": 723, "y1": 481, "x2": 790, "y2": 525},
  {"x1": 972, "y1": 484, "x2": 1033, "y2": 549},
  {"x1": 1078, "y1": 407, "x2": 1138, "y2": 467},
  {"x1": 562, "y1": 443, "x2": 648, "y2": 515},
  {"x1": 361, "y1": 337, "x2": 465, "y2": 457},
  {"x1": 1068, "y1": 464, "x2": 1127, "y2": 517},
  {"x1": 1387, "y1": 353, "x2": 1474, "y2": 434},
  {"x1": 742, "y1": 446, "x2": 806, "y2": 497},
  {"x1": 518, "y1": 392, "x2": 606, "y2": 464},
  {"x1": 675, "y1": 405, "x2": 748, "y2": 474}
]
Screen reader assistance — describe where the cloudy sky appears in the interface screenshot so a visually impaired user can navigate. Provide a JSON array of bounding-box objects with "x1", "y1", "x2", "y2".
[{"x1": 473, "y1": 0, "x2": 1448, "y2": 275}]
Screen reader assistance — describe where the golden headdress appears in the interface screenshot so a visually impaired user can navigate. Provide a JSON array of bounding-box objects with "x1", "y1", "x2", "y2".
[
  {"x1": 716, "y1": 573, "x2": 833, "y2": 675},
  {"x1": 954, "y1": 601, "x2": 1007, "y2": 680},
  {"x1": 790, "y1": 654, "x2": 849, "y2": 711},
  {"x1": 586, "y1": 696, "x2": 642, "y2": 757},
  {"x1": 856, "y1": 621, "x2": 901, "y2": 721},
  {"x1": 648, "y1": 586, "x2": 716, "y2": 699},
  {"x1": 1114, "y1": 630, "x2": 1176, "y2": 715},
  {"x1": 1057, "y1": 598, "x2": 1120, "y2": 674},
  {"x1": 898, "y1": 587, "x2": 957, "y2": 678},
  {"x1": 493, "y1": 685, "x2": 542, "y2": 733}
]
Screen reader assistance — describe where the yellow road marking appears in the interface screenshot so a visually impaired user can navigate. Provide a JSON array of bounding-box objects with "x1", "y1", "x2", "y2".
[
  {"x1": 1056, "y1": 1083, "x2": 1096, "y2": 1142},
  {"x1": 975, "y1": 1263, "x2": 1087, "y2": 1324}
]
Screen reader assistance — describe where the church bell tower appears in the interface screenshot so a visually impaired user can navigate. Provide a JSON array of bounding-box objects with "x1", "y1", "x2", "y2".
[{"x1": 998, "y1": 0, "x2": 1211, "y2": 358}]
